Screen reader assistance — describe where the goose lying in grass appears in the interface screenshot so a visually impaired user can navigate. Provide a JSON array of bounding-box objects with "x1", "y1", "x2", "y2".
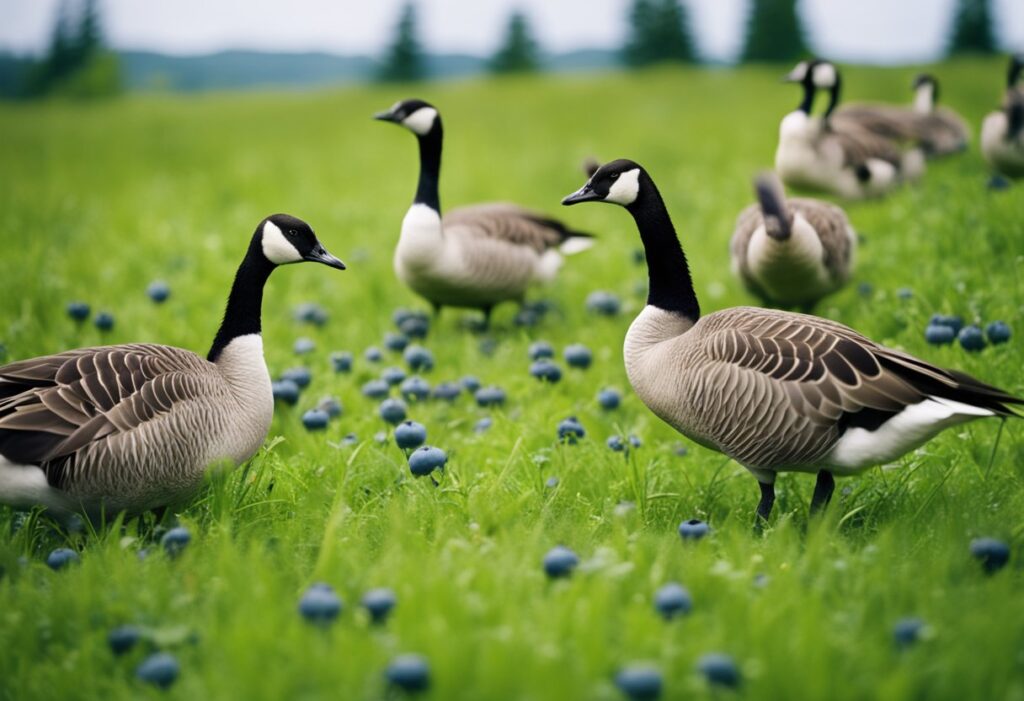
[
  {"x1": 730, "y1": 171, "x2": 856, "y2": 311},
  {"x1": 374, "y1": 98, "x2": 593, "y2": 328},
  {"x1": 0, "y1": 214, "x2": 345, "y2": 517},
  {"x1": 981, "y1": 55, "x2": 1024, "y2": 178},
  {"x1": 563, "y1": 159, "x2": 1021, "y2": 522}
]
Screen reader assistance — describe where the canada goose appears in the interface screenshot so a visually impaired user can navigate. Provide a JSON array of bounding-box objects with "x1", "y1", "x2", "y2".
[
  {"x1": 776, "y1": 59, "x2": 925, "y2": 199},
  {"x1": 834, "y1": 74, "x2": 969, "y2": 157},
  {"x1": 0, "y1": 214, "x2": 345, "y2": 516},
  {"x1": 981, "y1": 55, "x2": 1024, "y2": 178},
  {"x1": 730, "y1": 171, "x2": 855, "y2": 311},
  {"x1": 563, "y1": 160, "x2": 1021, "y2": 521},
  {"x1": 373, "y1": 98, "x2": 593, "y2": 328}
]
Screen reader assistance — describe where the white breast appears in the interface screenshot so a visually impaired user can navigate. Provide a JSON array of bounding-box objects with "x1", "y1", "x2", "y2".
[{"x1": 211, "y1": 334, "x2": 274, "y2": 464}]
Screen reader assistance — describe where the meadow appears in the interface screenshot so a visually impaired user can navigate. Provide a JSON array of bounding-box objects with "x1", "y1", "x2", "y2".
[{"x1": 0, "y1": 59, "x2": 1022, "y2": 700}]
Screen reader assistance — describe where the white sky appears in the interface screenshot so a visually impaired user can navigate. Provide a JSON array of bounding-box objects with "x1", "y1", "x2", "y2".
[{"x1": 0, "y1": 0, "x2": 1022, "y2": 63}]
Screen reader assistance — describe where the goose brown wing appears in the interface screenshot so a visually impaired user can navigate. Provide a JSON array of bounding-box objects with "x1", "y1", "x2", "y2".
[{"x1": 443, "y1": 203, "x2": 593, "y2": 254}]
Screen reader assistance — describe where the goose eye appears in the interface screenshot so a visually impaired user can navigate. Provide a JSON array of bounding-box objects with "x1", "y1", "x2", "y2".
[
  {"x1": 610, "y1": 173, "x2": 619, "y2": 181},
  {"x1": 288, "y1": 229, "x2": 298, "y2": 237}
]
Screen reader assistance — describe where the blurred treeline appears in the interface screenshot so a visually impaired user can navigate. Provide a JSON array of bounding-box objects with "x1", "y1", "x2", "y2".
[{"x1": 0, "y1": 0, "x2": 1007, "y2": 99}]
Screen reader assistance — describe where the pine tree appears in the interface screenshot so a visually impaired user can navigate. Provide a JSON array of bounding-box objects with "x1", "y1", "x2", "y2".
[
  {"x1": 24, "y1": 0, "x2": 120, "y2": 98},
  {"x1": 490, "y1": 11, "x2": 541, "y2": 74},
  {"x1": 378, "y1": 2, "x2": 426, "y2": 83},
  {"x1": 622, "y1": 0, "x2": 697, "y2": 67},
  {"x1": 947, "y1": 0, "x2": 997, "y2": 55},
  {"x1": 741, "y1": 0, "x2": 808, "y2": 62}
]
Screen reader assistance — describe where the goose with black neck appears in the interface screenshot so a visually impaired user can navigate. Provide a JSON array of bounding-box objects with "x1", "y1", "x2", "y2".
[
  {"x1": 0, "y1": 214, "x2": 345, "y2": 517},
  {"x1": 564, "y1": 160, "x2": 1020, "y2": 523}
]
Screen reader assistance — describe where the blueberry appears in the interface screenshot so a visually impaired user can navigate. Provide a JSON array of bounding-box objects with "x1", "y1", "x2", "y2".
[
  {"x1": 557, "y1": 416, "x2": 585, "y2": 444},
  {"x1": 365, "y1": 346, "x2": 383, "y2": 363},
  {"x1": 614, "y1": 665, "x2": 662, "y2": 700},
  {"x1": 673, "y1": 443, "x2": 689, "y2": 457},
  {"x1": 161, "y1": 526, "x2": 191, "y2": 557},
  {"x1": 293, "y1": 302, "x2": 329, "y2": 326},
  {"x1": 513, "y1": 307, "x2": 540, "y2": 327},
  {"x1": 985, "y1": 321, "x2": 1011, "y2": 345},
  {"x1": 298, "y1": 582, "x2": 343, "y2": 624},
  {"x1": 403, "y1": 345, "x2": 434, "y2": 372},
  {"x1": 408, "y1": 446, "x2": 447, "y2": 476},
  {"x1": 987, "y1": 173, "x2": 1011, "y2": 191},
  {"x1": 431, "y1": 382, "x2": 461, "y2": 401},
  {"x1": 46, "y1": 547, "x2": 79, "y2": 570},
  {"x1": 893, "y1": 618, "x2": 926, "y2": 648},
  {"x1": 385, "y1": 654, "x2": 430, "y2": 693},
  {"x1": 146, "y1": 280, "x2": 171, "y2": 303},
  {"x1": 66, "y1": 301, "x2": 90, "y2": 322},
  {"x1": 301, "y1": 409, "x2": 329, "y2": 431},
  {"x1": 607, "y1": 435, "x2": 626, "y2": 452},
  {"x1": 545, "y1": 476, "x2": 559, "y2": 488},
  {"x1": 564, "y1": 344, "x2": 593, "y2": 369},
  {"x1": 379, "y1": 398, "x2": 408, "y2": 425},
  {"x1": 857, "y1": 282, "x2": 873, "y2": 298},
  {"x1": 94, "y1": 311, "x2": 115, "y2": 332},
  {"x1": 543, "y1": 545, "x2": 579, "y2": 578},
  {"x1": 399, "y1": 316, "x2": 430, "y2": 339},
  {"x1": 293, "y1": 337, "x2": 316, "y2": 355},
  {"x1": 586, "y1": 290, "x2": 622, "y2": 316},
  {"x1": 400, "y1": 377, "x2": 431, "y2": 402},
  {"x1": 598, "y1": 388, "x2": 621, "y2": 409},
  {"x1": 395, "y1": 420, "x2": 427, "y2": 450},
  {"x1": 460, "y1": 376, "x2": 482, "y2": 392},
  {"x1": 316, "y1": 396, "x2": 343, "y2": 418},
  {"x1": 528, "y1": 341, "x2": 555, "y2": 361},
  {"x1": 969, "y1": 537, "x2": 1010, "y2": 574},
  {"x1": 382, "y1": 366, "x2": 407, "y2": 386},
  {"x1": 678, "y1": 519, "x2": 710, "y2": 541},
  {"x1": 384, "y1": 332, "x2": 409, "y2": 352},
  {"x1": 924, "y1": 324, "x2": 955, "y2": 345},
  {"x1": 958, "y1": 325, "x2": 986, "y2": 352},
  {"x1": 654, "y1": 582, "x2": 692, "y2": 620},
  {"x1": 393, "y1": 308, "x2": 417, "y2": 327},
  {"x1": 281, "y1": 367, "x2": 312, "y2": 388},
  {"x1": 474, "y1": 386, "x2": 506, "y2": 407},
  {"x1": 330, "y1": 351, "x2": 353, "y2": 373},
  {"x1": 362, "y1": 588, "x2": 397, "y2": 624},
  {"x1": 928, "y1": 314, "x2": 963, "y2": 334},
  {"x1": 628, "y1": 434, "x2": 642, "y2": 448},
  {"x1": 341, "y1": 433, "x2": 359, "y2": 446},
  {"x1": 696, "y1": 653, "x2": 740, "y2": 688},
  {"x1": 474, "y1": 417, "x2": 493, "y2": 433},
  {"x1": 896, "y1": 287, "x2": 913, "y2": 301},
  {"x1": 136, "y1": 652, "x2": 180, "y2": 689},
  {"x1": 108, "y1": 625, "x2": 141, "y2": 655},
  {"x1": 362, "y1": 379, "x2": 390, "y2": 399},
  {"x1": 530, "y1": 359, "x2": 562, "y2": 383}
]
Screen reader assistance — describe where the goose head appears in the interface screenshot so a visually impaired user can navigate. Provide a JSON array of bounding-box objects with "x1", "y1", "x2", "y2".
[
  {"x1": 373, "y1": 98, "x2": 440, "y2": 136},
  {"x1": 912, "y1": 73, "x2": 938, "y2": 112},
  {"x1": 1009, "y1": 54, "x2": 1024, "y2": 89},
  {"x1": 783, "y1": 59, "x2": 840, "y2": 117},
  {"x1": 257, "y1": 214, "x2": 346, "y2": 270},
  {"x1": 561, "y1": 159, "x2": 645, "y2": 208}
]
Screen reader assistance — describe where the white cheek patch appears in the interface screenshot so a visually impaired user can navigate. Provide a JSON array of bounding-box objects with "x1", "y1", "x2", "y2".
[
  {"x1": 403, "y1": 107, "x2": 438, "y2": 136},
  {"x1": 813, "y1": 63, "x2": 837, "y2": 89},
  {"x1": 605, "y1": 168, "x2": 641, "y2": 205},
  {"x1": 261, "y1": 220, "x2": 303, "y2": 265},
  {"x1": 786, "y1": 61, "x2": 808, "y2": 82}
]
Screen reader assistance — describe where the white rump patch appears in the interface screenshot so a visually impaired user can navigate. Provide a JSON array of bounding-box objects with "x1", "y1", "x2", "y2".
[
  {"x1": 261, "y1": 220, "x2": 303, "y2": 265},
  {"x1": 535, "y1": 249, "x2": 564, "y2": 282},
  {"x1": 606, "y1": 168, "x2": 641, "y2": 205},
  {"x1": 560, "y1": 236, "x2": 594, "y2": 255},
  {"x1": 403, "y1": 107, "x2": 438, "y2": 136},
  {"x1": 0, "y1": 459, "x2": 68, "y2": 511},
  {"x1": 812, "y1": 62, "x2": 837, "y2": 89}
]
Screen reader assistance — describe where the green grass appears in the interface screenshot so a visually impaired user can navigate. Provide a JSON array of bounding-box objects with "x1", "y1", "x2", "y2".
[{"x1": 1, "y1": 59, "x2": 1023, "y2": 701}]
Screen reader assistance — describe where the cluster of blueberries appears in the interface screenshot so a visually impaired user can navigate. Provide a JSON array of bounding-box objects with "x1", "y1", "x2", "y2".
[{"x1": 923, "y1": 314, "x2": 1012, "y2": 351}]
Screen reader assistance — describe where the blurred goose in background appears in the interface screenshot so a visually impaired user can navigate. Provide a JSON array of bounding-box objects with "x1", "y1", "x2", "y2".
[
  {"x1": 981, "y1": 55, "x2": 1024, "y2": 178},
  {"x1": 563, "y1": 159, "x2": 1021, "y2": 522},
  {"x1": 730, "y1": 171, "x2": 856, "y2": 311},
  {"x1": 374, "y1": 98, "x2": 593, "y2": 329},
  {"x1": 0, "y1": 214, "x2": 345, "y2": 517},
  {"x1": 835, "y1": 74, "x2": 969, "y2": 157},
  {"x1": 776, "y1": 59, "x2": 925, "y2": 199}
]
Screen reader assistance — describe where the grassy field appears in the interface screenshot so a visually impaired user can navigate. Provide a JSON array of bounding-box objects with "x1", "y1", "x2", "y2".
[{"x1": 1, "y1": 59, "x2": 1023, "y2": 700}]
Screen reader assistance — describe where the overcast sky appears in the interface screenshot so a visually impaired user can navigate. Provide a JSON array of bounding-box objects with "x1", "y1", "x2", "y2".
[{"x1": 1, "y1": 0, "x2": 1022, "y2": 63}]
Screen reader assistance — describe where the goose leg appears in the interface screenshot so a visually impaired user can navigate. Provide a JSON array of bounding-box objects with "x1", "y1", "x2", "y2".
[
  {"x1": 755, "y1": 481, "x2": 775, "y2": 529},
  {"x1": 479, "y1": 305, "x2": 493, "y2": 331},
  {"x1": 431, "y1": 302, "x2": 443, "y2": 319},
  {"x1": 810, "y1": 470, "x2": 834, "y2": 514}
]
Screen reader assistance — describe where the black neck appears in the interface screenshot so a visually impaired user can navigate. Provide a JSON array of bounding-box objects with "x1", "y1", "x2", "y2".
[
  {"x1": 1008, "y1": 99, "x2": 1024, "y2": 140},
  {"x1": 414, "y1": 122, "x2": 443, "y2": 212},
  {"x1": 626, "y1": 174, "x2": 700, "y2": 322},
  {"x1": 207, "y1": 241, "x2": 274, "y2": 362},
  {"x1": 797, "y1": 81, "x2": 816, "y2": 115}
]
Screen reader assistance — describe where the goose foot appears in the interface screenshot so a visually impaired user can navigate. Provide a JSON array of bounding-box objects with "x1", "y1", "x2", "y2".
[
  {"x1": 754, "y1": 481, "x2": 775, "y2": 532},
  {"x1": 810, "y1": 470, "x2": 834, "y2": 514}
]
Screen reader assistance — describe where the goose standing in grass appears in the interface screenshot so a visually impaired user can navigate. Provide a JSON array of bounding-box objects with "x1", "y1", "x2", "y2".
[
  {"x1": 730, "y1": 171, "x2": 856, "y2": 311},
  {"x1": 981, "y1": 55, "x2": 1024, "y2": 178},
  {"x1": 563, "y1": 160, "x2": 1021, "y2": 522},
  {"x1": 373, "y1": 98, "x2": 593, "y2": 328},
  {"x1": 836, "y1": 74, "x2": 969, "y2": 157},
  {"x1": 0, "y1": 214, "x2": 345, "y2": 517},
  {"x1": 776, "y1": 59, "x2": 924, "y2": 199}
]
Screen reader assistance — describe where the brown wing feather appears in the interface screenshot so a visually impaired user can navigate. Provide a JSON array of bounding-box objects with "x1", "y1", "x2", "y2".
[{"x1": 443, "y1": 203, "x2": 592, "y2": 253}]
